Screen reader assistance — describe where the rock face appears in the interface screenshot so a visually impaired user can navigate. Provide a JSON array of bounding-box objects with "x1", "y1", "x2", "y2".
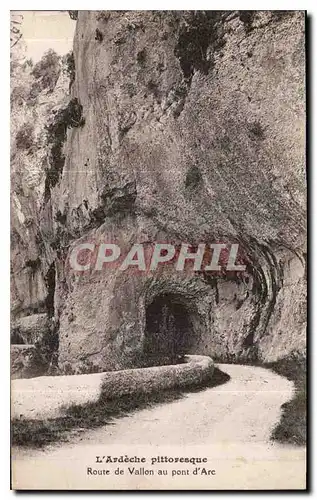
[{"x1": 12, "y1": 11, "x2": 306, "y2": 374}]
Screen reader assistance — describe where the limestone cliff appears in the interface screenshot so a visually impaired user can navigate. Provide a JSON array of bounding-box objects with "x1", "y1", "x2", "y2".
[{"x1": 10, "y1": 43, "x2": 72, "y2": 364}]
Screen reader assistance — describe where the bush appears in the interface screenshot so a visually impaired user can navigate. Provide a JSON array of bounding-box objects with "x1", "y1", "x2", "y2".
[
  {"x1": 11, "y1": 328, "x2": 24, "y2": 344},
  {"x1": 63, "y1": 51, "x2": 75, "y2": 89},
  {"x1": 27, "y1": 324, "x2": 59, "y2": 376},
  {"x1": 266, "y1": 351, "x2": 306, "y2": 445},
  {"x1": 29, "y1": 49, "x2": 61, "y2": 98},
  {"x1": 45, "y1": 98, "x2": 85, "y2": 189},
  {"x1": 23, "y1": 58, "x2": 33, "y2": 69},
  {"x1": 68, "y1": 11, "x2": 78, "y2": 20},
  {"x1": 11, "y1": 367, "x2": 229, "y2": 448},
  {"x1": 11, "y1": 85, "x2": 28, "y2": 107}
]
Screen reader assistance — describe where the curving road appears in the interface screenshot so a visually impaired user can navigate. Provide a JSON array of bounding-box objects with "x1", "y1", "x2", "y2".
[{"x1": 12, "y1": 364, "x2": 306, "y2": 490}]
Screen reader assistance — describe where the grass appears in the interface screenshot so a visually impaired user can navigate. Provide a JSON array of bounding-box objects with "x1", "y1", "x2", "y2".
[
  {"x1": 11, "y1": 367, "x2": 230, "y2": 449},
  {"x1": 265, "y1": 352, "x2": 306, "y2": 445},
  {"x1": 213, "y1": 351, "x2": 307, "y2": 446}
]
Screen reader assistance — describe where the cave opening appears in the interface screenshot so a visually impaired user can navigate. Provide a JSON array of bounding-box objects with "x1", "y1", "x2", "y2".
[{"x1": 144, "y1": 293, "x2": 195, "y2": 365}]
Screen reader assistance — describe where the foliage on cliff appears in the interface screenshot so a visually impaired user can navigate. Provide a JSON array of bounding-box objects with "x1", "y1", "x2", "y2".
[{"x1": 11, "y1": 47, "x2": 71, "y2": 318}]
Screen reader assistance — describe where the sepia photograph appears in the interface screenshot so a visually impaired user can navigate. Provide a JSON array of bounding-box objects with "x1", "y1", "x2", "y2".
[{"x1": 10, "y1": 9, "x2": 307, "y2": 490}]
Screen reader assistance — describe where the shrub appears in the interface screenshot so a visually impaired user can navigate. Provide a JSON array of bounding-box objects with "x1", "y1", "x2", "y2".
[
  {"x1": 11, "y1": 367, "x2": 229, "y2": 447},
  {"x1": 23, "y1": 58, "x2": 33, "y2": 69},
  {"x1": 28, "y1": 324, "x2": 59, "y2": 376},
  {"x1": 11, "y1": 328, "x2": 24, "y2": 344},
  {"x1": 11, "y1": 85, "x2": 28, "y2": 107},
  {"x1": 63, "y1": 51, "x2": 75, "y2": 89},
  {"x1": 174, "y1": 12, "x2": 226, "y2": 82}
]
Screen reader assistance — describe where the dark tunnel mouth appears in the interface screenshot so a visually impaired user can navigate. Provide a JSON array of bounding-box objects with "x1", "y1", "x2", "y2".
[{"x1": 143, "y1": 292, "x2": 197, "y2": 364}]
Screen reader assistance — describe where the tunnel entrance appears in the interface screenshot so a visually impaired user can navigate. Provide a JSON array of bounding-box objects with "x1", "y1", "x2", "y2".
[{"x1": 144, "y1": 293, "x2": 194, "y2": 364}]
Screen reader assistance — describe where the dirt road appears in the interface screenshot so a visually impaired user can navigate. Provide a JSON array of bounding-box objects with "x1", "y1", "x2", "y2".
[{"x1": 12, "y1": 364, "x2": 306, "y2": 490}]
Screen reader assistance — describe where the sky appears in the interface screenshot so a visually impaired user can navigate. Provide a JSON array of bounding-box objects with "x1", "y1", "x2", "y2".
[{"x1": 12, "y1": 11, "x2": 76, "y2": 62}]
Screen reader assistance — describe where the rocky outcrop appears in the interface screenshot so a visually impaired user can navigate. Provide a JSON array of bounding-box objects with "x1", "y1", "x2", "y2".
[
  {"x1": 11, "y1": 11, "x2": 306, "y2": 374},
  {"x1": 48, "y1": 11, "x2": 305, "y2": 372},
  {"x1": 11, "y1": 355, "x2": 213, "y2": 419},
  {"x1": 11, "y1": 313, "x2": 50, "y2": 344}
]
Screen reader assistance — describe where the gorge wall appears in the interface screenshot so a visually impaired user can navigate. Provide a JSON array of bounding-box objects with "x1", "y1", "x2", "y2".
[
  {"x1": 11, "y1": 11, "x2": 306, "y2": 374},
  {"x1": 10, "y1": 42, "x2": 73, "y2": 374}
]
